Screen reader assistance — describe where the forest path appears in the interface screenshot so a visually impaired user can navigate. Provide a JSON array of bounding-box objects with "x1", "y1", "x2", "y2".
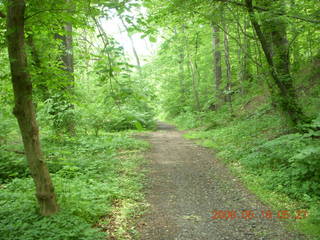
[{"x1": 136, "y1": 122, "x2": 306, "y2": 240}]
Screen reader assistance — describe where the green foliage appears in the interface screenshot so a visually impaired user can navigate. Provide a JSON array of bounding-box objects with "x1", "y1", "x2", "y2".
[
  {"x1": 0, "y1": 132, "x2": 148, "y2": 240},
  {"x1": 184, "y1": 108, "x2": 320, "y2": 233},
  {"x1": 172, "y1": 112, "x2": 201, "y2": 130},
  {"x1": 76, "y1": 90, "x2": 155, "y2": 134},
  {"x1": 1, "y1": 0, "x2": 319, "y2": 237},
  {"x1": 0, "y1": 111, "x2": 27, "y2": 181},
  {"x1": 105, "y1": 108, "x2": 155, "y2": 131},
  {"x1": 241, "y1": 133, "x2": 320, "y2": 199},
  {"x1": 0, "y1": 196, "x2": 105, "y2": 240},
  {"x1": 39, "y1": 94, "x2": 77, "y2": 133},
  {"x1": 0, "y1": 147, "x2": 28, "y2": 181},
  {"x1": 0, "y1": 110, "x2": 17, "y2": 144}
]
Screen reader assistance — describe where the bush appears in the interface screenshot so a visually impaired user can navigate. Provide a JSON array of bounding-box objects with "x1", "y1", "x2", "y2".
[
  {"x1": 0, "y1": 147, "x2": 29, "y2": 181},
  {"x1": 105, "y1": 108, "x2": 155, "y2": 132},
  {"x1": 172, "y1": 111, "x2": 202, "y2": 129},
  {"x1": 0, "y1": 186, "x2": 105, "y2": 240},
  {"x1": 240, "y1": 118, "x2": 320, "y2": 200}
]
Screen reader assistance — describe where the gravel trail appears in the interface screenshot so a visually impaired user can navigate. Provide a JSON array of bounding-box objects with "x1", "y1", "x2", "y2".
[{"x1": 138, "y1": 122, "x2": 306, "y2": 240}]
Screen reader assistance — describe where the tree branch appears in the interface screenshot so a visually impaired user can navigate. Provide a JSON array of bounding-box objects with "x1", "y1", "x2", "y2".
[
  {"x1": 224, "y1": 5, "x2": 256, "y2": 40},
  {"x1": 214, "y1": 23, "x2": 263, "y2": 68},
  {"x1": 215, "y1": 0, "x2": 320, "y2": 24},
  {"x1": 24, "y1": 8, "x2": 70, "y2": 20},
  {"x1": 5, "y1": 149, "x2": 25, "y2": 155}
]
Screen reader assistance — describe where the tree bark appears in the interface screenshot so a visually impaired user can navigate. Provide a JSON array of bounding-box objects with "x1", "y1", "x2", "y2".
[
  {"x1": 188, "y1": 59, "x2": 201, "y2": 112},
  {"x1": 53, "y1": 0, "x2": 75, "y2": 133},
  {"x1": 6, "y1": 0, "x2": 58, "y2": 216},
  {"x1": 182, "y1": 29, "x2": 200, "y2": 111},
  {"x1": 240, "y1": 18, "x2": 252, "y2": 91},
  {"x1": 212, "y1": 23, "x2": 222, "y2": 105},
  {"x1": 178, "y1": 45, "x2": 186, "y2": 105},
  {"x1": 177, "y1": 25, "x2": 187, "y2": 107},
  {"x1": 245, "y1": 0, "x2": 307, "y2": 127},
  {"x1": 223, "y1": 24, "x2": 234, "y2": 115},
  {"x1": 55, "y1": 22, "x2": 75, "y2": 85}
]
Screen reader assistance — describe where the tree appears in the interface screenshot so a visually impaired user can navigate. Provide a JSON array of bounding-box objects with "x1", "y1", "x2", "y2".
[
  {"x1": 211, "y1": 23, "x2": 222, "y2": 106},
  {"x1": 223, "y1": 22, "x2": 234, "y2": 115},
  {"x1": 245, "y1": 0, "x2": 307, "y2": 127},
  {"x1": 53, "y1": 0, "x2": 75, "y2": 134},
  {"x1": 6, "y1": 0, "x2": 58, "y2": 216}
]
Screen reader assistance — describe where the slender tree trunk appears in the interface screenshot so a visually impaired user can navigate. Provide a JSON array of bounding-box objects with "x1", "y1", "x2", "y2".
[
  {"x1": 183, "y1": 30, "x2": 201, "y2": 111},
  {"x1": 6, "y1": 0, "x2": 58, "y2": 216},
  {"x1": 26, "y1": 35, "x2": 49, "y2": 100},
  {"x1": 289, "y1": 0, "x2": 301, "y2": 71},
  {"x1": 55, "y1": 22, "x2": 74, "y2": 84},
  {"x1": 223, "y1": 24, "x2": 234, "y2": 115},
  {"x1": 241, "y1": 18, "x2": 252, "y2": 89},
  {"x1": 178, "y1": 44, "x2": 186, "y2": 105},
  {"x1": 177, "y1": 25, "x2": 187, "y2": 107},
  {"x1": 188, "y1": 59, "x2": 201, "y2": 111},
  {"x1": 194, "y1": 32, "x2": 201, "y2": 86},
  {"x1": 245, "y1": 0, "x2": 307, "y2": 127},
  {"x1": 212, "y1": 23, "x2": 222, "y2": 106},
  {"x1": 236, "y1": 18, "x2": 244, "y2": 94},
  {"x1": 54, "y1": 1, "x2": 75, "y2": 133},
  {"x1": 193, "y1": 32, "x2": 201, "y2": 111},
  {"x1": 63, "y1": 23, "x2": 75, "y2": 77},
  {"x1": 119, "y1": 16, "x2": 141, "y2": 72}
]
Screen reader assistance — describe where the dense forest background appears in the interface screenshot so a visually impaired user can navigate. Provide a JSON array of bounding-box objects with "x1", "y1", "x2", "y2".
[{"x1": 0, "y1": 0, "x2": 319, "y2": 239}]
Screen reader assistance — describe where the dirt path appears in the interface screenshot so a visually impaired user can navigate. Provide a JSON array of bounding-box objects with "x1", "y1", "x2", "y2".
[{"x1": 137, "y1": 122, "x2": 306, "y2": 240}]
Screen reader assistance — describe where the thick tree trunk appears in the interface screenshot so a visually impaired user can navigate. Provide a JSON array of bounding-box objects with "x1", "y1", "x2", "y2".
[
  {"x1": 6, "y1": 0, "x2": 58, "y2": 216},
  {"x1": 245, "y1": 0, "x2": 307, "y2": 127},
  {"x1": 212, "y1": 24, "x2": 222, "y2": 105}
]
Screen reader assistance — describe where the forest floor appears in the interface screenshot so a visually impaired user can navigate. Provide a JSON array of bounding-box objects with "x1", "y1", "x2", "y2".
[{"x1": 136, "y1": 122, "x2": 307, "y2": 240}]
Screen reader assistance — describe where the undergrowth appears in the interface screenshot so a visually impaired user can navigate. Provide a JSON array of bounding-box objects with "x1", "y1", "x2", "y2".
[{"x1": 0, "y1": 132, "x2": 149, "y2": 240}]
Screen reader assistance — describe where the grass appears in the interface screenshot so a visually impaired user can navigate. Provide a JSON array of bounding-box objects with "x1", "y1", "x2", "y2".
[{"x1": 0, "y1": 131, "x2": 149, "y2": 240}]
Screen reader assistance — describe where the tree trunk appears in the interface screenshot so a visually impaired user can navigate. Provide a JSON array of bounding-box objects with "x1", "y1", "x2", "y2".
[
  {"x1": 245, "y1": 0, "x2": 307, "y2": 127},
  {"x1": 55, "y1": 22, "x2": 74, "y2": 84},
  {"x1": 212, "y1": 23, "x2": 222, "y2": 106},
  {"x1": 177, "y1": 25, "x2": 187, "y2": 107},
  {"x1": 188, "y1": 59, "x2": 201, "y2": 112},
  {"x1": 27, "y1": 35, "x2": 49, "y2": 100},
  {"x1": 119, "y1": 16, "x2": 142, "y2": 72},
  {"x1": 223, "y1": 24, "x2": 234, "y2": 115},
  {"x1": 178, "y1": 43, "x2": 186, "y2": 105},
  {"x1": 54, "y1": 1, "x2": 75, "y2": 133},
  {"x1": 6, "y1": 0, "x2": 58, "y2": 216},
  {"x1": 240, "y1": 18, "x2": 252, "y2": 92}
]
